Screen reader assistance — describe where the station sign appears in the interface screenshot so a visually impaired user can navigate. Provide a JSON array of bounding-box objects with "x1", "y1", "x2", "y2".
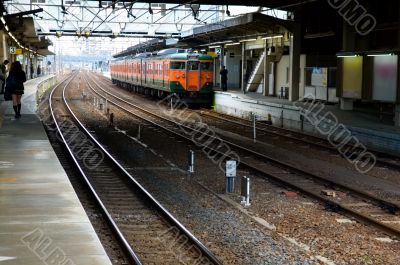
[
  {"x1": 207, "y1": 52, "x2": 218, "y2": 58},
  {"x1": 215, "y1": 47, "x2": 222, "y2": 55},
  {"x1": 226, "y1": 160, "x2": 237, "y2": 177},
  {"x1": 16, "y1": 48, "x2": 23, "y2": 55},
  {"x1": 9, "y1": 47, "x2": 16, "y2": 54},
  {"x1": 16, "y1": 55, "x2": 23, "y2": 62}
]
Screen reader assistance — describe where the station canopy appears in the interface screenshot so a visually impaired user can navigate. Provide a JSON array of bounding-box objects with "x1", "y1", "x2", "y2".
[{"x1": 0, "y1": 1, "x2": 311, "y2": 57}]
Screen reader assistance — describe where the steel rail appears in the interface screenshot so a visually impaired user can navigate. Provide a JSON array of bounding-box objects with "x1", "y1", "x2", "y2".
[
  {"x1": 49, "y1": 73, "x2": 143, "y2": 265},
  {"x1": 198, "y1": 109, "x2": 400, "y2": 169},
  {"x1": 87, "y1": 73, "x2": 400, "y2": 212},
  {"x1": 67, "y1": 74, "x2": 224, "y2": 265},
  {"x1": 86, "y1": 72, "x2": 400, "y2": 238}
]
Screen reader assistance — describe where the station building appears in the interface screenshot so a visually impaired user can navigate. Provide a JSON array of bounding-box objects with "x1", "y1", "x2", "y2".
[
  {"x1": 114, "y1": 0, "x2": 400, "y2": 153},
  {"x1": 0, "y1": 15, "x2": 53, "y2": 79}
]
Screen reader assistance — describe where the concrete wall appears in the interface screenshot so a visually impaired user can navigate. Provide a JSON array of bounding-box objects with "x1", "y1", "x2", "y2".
[
  {"x1": 275, "y1": 54, "x2": 306, "y2": 97},
  {"x1": 214, "y1": 91, "x2": 400, "y2": 154},
  {"x1": 275, "y1": 55, "x2": 289, "y2": 96}
]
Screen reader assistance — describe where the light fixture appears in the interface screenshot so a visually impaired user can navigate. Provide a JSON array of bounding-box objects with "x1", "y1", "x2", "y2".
[
  {"x1": 209, "y1": 45, "x2": 221, "y2": 49},
  {"x1": 56, "y1": 31, "x2": 63, "y2": 38},
  {"x1": 4, "y1": 25, "x2": 8, "y2": 31},
  {"x1": 240, "y1": 38, "x2": 257, "y2": 42},
  {"x1": 262, "y1": 34, "x2": 284, "y2": 40},
  {"x1": 225, "y1": 42, "x2": 240, "y2": 46},
  {"x1": 0, "y1": 16, "x2": 5, "y2": 24},
  {"x1": 337, "y1": 55, "x2": 359, "y2": 58},
  {"x1": 336, "y1": 51, "x2": 362, "y2": 58},
  {"x1": 367, "y1": 53, "x2": 394, "y2": 57},
  {"x1": 61, "y1": 0, "x2": 68, "y2": 15},
  {"x1": 226, "y1": 5, "x2": 230, "y2": 16}
]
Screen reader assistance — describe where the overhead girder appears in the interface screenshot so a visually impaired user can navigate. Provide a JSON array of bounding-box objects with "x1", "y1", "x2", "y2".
[{"x1": 71, "y1": 0, "x2": 312, "y2": 9}]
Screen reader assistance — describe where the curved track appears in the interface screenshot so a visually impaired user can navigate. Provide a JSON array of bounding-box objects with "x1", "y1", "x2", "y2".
[
  {"x1": 85, "y1": 72, "x2": 400, "y2": 239},
  {"x1": 50, "y1": 73, "x2": 223, "y2": 265}
]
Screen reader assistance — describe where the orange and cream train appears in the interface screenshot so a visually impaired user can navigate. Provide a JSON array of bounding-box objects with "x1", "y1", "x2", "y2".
[{"x1": 110, "y1": 48, "x2": 214, "y2": 105}]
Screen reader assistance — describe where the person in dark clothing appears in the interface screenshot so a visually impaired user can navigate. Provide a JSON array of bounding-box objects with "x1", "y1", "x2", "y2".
[
  {"x1": 30, "y1": 64, "x2": 34, "y2": 79},
  {"x1": 7, "y1": 61, "x2": 27, "y2": 118},
  {"x1": 37, "y1": 65, "x2": 41, "y2": 76},
  {"x1": 220, "y1": 65, "x2": 228, "y2": 91},
  {"x1": 0, "y1": 59, "x2": 9, "y2": 94}
]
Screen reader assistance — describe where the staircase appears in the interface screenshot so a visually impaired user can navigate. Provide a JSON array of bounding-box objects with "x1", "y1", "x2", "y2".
[{"x1": 246, "y1": 50, "x2": 266, "y2": 92}]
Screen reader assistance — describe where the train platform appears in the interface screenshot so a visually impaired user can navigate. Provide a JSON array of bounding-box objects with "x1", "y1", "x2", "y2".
[
  {"x1": 214, "y1": 89, "x2": 400, "y2": 154},
  {"x1": 0, "y1": 76, "x2": 111, "y2": 265}
]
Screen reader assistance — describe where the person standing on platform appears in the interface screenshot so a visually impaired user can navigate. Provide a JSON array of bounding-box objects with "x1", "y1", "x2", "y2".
[
  {"x1": 6, "y1": 61, "x2": 27, "y2": 118},
  {"x1": 37, "y1": 65, "x2": 41, "y2": 76},
  {"x1": 220, "y1": 65, "x2": 228, "y2": 92},
  {"x1": 30, "y1": 64, "x2": 34, "y2": 79},
  {"x1": 0, "y1": 60, "x2": 9, "y2": 94}
]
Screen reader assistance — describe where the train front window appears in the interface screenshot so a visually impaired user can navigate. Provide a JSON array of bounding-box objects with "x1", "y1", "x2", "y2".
[
  {"x1": 170, "y1": 61, "x2": 186, "y2": 70},
  {"x1": 187, "y1": 61, "x2": 199, "y2": 71},
  {"x1": 200, "y1": 62, "x2": 213, "y2": 71}
]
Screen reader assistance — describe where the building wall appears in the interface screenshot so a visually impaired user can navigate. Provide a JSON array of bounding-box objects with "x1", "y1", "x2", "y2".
[
  {"x1": 275, "y1": 54, "x2": 306, "y2": 98},
  {"x1": 223, "y1": 46, "x2": 242, "y2": 89}
]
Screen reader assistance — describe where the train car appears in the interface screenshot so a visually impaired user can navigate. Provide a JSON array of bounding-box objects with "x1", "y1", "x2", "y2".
[{"x1": 110, "y1": 49, "x2": 214, "y2": 105}]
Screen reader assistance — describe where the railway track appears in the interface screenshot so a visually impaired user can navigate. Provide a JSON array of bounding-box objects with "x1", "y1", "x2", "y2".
[
  {"x1": 197, "y1": 108, "x2": 400, "y2": 170},
  {"x1": 50, "y1": 73, "x2": 223, "y2": 265},
  {"x1": 86, "y1": 72, "x2": 400, "y2": 239}
]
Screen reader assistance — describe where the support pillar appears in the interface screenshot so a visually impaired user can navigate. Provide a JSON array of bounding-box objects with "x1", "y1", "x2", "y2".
[
  {"x1": 340, "y1": 22, "x2": 356, "y2": 108},
  {"x1": 220, "y1": 45, "x2": 225, "y2": 90},
  {"x1": 241, "y1": 42, "x2": 246, "y2": 93},
  {"x1": 289, "y1": 26, "x2": 301, "y2": 101},
  {"x1": 0, "y1": 31, "x2": 6, "y2": 62},
  {"x1": 263, "y1": 41, "x2": 270, "y2": 96}
]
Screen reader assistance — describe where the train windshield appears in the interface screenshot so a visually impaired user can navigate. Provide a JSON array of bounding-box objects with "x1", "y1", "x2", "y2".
[
  {"x1": 170, "y1": 61, "x2": 186, "y2": 70},
  {"x1": 200, "y1": 62, "x2": 213, "y2": 71},
  {"x1": 187, "y1": 61, "x2": 199, "y2": 71}
]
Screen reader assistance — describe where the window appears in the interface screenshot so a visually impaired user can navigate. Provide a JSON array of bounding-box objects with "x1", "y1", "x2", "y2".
[
  {"x1": 200, "y1": 62, "x2": 213, "y2": 71},
  {"x1": 170, "y1": 61, "x2": 186, "y2": 70},
  {"x1": 187, "y1": 61, "x2": 199, "y2": 71}
]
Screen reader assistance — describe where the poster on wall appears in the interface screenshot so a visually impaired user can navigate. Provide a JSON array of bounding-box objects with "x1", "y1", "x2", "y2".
[
  {"x1": 372, "y1": 55, "x2": 398, "y2": 102},
  {"x1": 342, "y1": 56, "x2": 363, "y2": 99},
  {"x1": 311, "y1": 67, "x2": 328, "y2": 87}
]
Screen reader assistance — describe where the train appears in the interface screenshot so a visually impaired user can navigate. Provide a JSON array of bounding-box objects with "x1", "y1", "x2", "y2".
[{"x1": 110, "y1": 48, "x2": 214, "y2": 105}]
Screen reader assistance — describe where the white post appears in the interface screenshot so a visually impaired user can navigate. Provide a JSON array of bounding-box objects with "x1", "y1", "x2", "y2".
[
  {"x1": 252, "y1": 113, "x2": 256, "y2": 142},
  {"x1": 188, "y1": 150, "x2": 195, "y2": 173}
]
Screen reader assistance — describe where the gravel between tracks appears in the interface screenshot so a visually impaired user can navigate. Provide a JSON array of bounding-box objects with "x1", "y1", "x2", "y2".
[{"x1": 67, "y1": 73, "x2": 400, "y2": 265}]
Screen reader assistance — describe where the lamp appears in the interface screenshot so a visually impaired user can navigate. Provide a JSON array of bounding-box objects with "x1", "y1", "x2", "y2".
[{"x1": 226, "y1": 5, "x2": 230, "y2": 16}]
